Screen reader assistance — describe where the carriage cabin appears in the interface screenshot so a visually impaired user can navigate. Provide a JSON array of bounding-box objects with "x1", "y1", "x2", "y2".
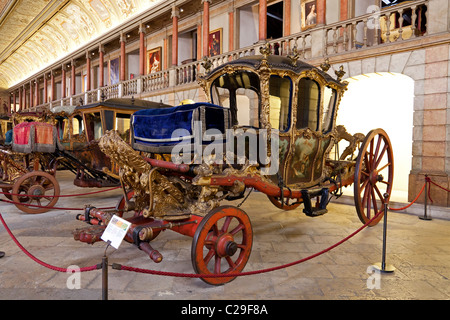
[
  {"x1": 198, "y1": 54, "x2": 348, "y2": 188},
  {"x1": 51, "y1": 98, "x2": 171, "y2": 176}
]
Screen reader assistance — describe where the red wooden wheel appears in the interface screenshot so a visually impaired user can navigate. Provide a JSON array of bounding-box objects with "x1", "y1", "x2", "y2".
[
  {"x1": 354, "y1": 129, "x2": 394, "y2": 226},
  {"x1": 191, "y1": 205, "x2": 253, "y2": 285},
  {"x1": 267, "y1": 195, "x2": 302, "y2": 210},
  {"x1": 11, "y1": 171, "x2": 60, "y2": 214}
]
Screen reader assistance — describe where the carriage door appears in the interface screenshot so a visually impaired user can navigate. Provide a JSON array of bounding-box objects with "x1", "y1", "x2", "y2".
[
  {"x1": 267, "y1": 75, "x2": 292, "y2": 181},
  {"x1": 286, "y1": 77, "x2": 328, "y2": 187}
]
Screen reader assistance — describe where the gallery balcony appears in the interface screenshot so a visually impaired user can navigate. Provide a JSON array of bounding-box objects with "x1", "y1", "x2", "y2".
[{"x1": 12, "y1": 0, "x2": 435, "y2": 112}]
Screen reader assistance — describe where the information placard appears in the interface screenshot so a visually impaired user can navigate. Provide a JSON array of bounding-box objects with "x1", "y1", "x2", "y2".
[{"x1": 101, "y1": 215, "x2": 131, "y2": 249}]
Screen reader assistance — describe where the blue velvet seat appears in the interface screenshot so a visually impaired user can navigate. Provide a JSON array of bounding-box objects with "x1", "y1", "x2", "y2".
[{"x1": 131, "y1": 102, "x2": 231, "y2": 153}]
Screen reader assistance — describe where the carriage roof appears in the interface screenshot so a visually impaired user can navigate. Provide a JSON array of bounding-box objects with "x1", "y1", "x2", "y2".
[{"x1": 205, "y1": 54, "x2": 344, "y2": 87}]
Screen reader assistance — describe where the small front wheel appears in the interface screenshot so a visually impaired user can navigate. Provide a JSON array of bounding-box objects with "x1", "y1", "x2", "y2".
[{"x1": 191, "y1": 206, "x2": 253, "y2": 285}]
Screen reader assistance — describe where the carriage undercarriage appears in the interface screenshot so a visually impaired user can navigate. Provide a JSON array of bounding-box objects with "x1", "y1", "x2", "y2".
[{"x1": 73, "y1": 125, "x2": 393, "y2": 285}]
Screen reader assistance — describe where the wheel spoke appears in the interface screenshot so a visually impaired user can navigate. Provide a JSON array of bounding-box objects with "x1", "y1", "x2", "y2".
[
  {"x1": 359, "y1": 177, "x2": 369, "y2": 195},
  {"x1": 374, "y1": 144, "x2": 388, "y2": 170},
  {"x1": 214, "y1": 256, "x2": 221, "y2": 274},
  {"x1": 204, "y1": 248, "x2": 215, "y2": 265},
  {"x1": 229, "y1": 223, "x2": 244, "y2": 236},
  {"x1": 225, "y1": 256, "x2": 236, "y2": 270},
  {"x1": 376, "y1": 162, "x2": 391, "y2": 174},
  {"x1": 221, "y1": 216, "x2": 232, "y2": 233},
  {"x1": 371, "y1": 187, "x2": 378, "y2": 216}
]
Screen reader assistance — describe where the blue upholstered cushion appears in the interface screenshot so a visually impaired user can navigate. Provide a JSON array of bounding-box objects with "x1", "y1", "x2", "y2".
[{"x1": 132, "y1": 103, "x2": 230, "y2": 147}]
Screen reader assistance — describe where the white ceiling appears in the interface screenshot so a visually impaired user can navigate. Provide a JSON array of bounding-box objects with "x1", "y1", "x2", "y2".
[{"x1": 0, "y1": 0, "x2": 164, "y2": 89}]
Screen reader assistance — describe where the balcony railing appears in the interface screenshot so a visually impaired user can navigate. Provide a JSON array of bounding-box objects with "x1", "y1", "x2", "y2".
[{"x1": 17, "y1": 0, "x2": 428, "y2": 112}]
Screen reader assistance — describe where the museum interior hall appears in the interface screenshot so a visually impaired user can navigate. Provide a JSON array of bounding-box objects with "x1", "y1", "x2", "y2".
[{"x1": 0, "y1": 0, "x2": 450, "y2": 302}]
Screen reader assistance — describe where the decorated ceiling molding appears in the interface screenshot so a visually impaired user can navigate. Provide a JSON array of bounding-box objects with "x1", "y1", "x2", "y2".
[{"x1": 0, "y1": 0, "x2": 164, "y2": 89}]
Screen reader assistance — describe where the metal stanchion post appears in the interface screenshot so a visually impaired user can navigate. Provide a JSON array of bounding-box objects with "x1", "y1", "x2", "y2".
[
  {"x1": 420, "y1": 174, "x2": 432, "y2": 221},
  {"x1": 102, "y1": 241, "x2": 111, "y2": 300},
  {"x1": 102, "y1": 255, "x2": 108, "y2": 300},
  {"x1": 373, "y1": 193, "x2": 395, "y2": 273}
]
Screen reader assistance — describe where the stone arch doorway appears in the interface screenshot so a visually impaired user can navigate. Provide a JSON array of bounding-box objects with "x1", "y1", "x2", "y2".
[{"x1": 337, "y1": 72, "x2": 414, "y2": 202}]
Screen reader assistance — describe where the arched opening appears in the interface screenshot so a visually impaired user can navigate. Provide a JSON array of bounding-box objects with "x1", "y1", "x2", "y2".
[{"x1": 337, "y1": 72, "x2": 414, "y2": 202}]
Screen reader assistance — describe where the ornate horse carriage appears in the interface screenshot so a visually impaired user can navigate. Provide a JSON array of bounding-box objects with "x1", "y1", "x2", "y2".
[
  {"x1": 0, "y1": 99, "x2": 170, "y2": 213},
  {"x1": 73, "y1": 49, "x2": 394, "y2": 285}
]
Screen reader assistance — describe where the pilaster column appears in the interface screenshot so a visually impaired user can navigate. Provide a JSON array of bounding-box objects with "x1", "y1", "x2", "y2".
[
  {"x1": 23, "y1": 85, "x2": 26, "y2": 109},
  {"x1": 44, "y1": 74, "x2": 48, "y2": 104},
  {"x1": 35, "y1": 79, "x2": 39, "y2": 106},
  {"x1": 284, "y1": 0, "x2": 291, "y2": 36},
  {"x1": 259, "y1": 0, "x2": 267, "y2": 41},
  {"x1": 12, "y1": 92, "x2": 15, "y2": 113},
  {"x1": 29, "y1": 81, "x2": 33, "y2": 108},
  {"x1": 197, "y1": 24, "x2": 202, "y2": 60},
  {"x1": 99, "y1": 44, "x2": 105, "y2": 87},
  {"x1": 86, "y1": 51, "x2": 91, "y2": 92},
  {"x1": 19, "y1": 87, "x2": 22, "y2": 111},
  {"x1": 71, "y1": 59, "x2": 76, "y2": 96},
  {"x1": 139, "y1": 25, "x2": 146, "y2": 75},
  {"x1": 61, "y1": 64, "x2": 66, "y2": 99},
  {"x1": 164, "y1": 37, "x2": 168, "y2": 70},
  {"x1": 317, "y1": 0, "x2": 326, "y2": 25},
  {"x1": 340, "y1": 0, "x2": 348, "y2": 21},
  {"x1": 50, "y1": 71, "x2": 55, "y2": 101},
  {"x1": 172, "y1": 6, "x2": 180, "y2": 66},
  {"x1": 228, "y1": 8, "x2": 234, "y2": 52},
  {"x1": 120, "y1": 33, "x2": 126, "y2": 81},
  {"x1": 202, "y1": 0, "x2": 210, "y2": 57}
]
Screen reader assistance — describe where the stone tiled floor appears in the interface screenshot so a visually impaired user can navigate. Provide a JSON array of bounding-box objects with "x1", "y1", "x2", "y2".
[{"x1": 0, "y1": 170, "x2": 449, "y2": 301}]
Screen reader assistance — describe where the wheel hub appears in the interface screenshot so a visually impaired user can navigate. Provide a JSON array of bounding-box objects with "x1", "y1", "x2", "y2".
[
  {"x1": 216, "y1": 234, "x2": 237, "y2": 257},
  {"x1": 28, "y1": 185, "x2": 45, "y2": 196}
]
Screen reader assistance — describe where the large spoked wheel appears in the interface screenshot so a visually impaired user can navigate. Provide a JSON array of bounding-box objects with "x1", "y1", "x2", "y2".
[
  {"x1": 267, "y1": 195, "x2": 302, "y2": 210},
  {"x1": 354, "y1": 129, "x2": 394, "y2": 226},
  {"x1": 191, "y1": 206, "x2": 253, "y2": 286},
  {"x1": 11, "y1": 171, "x2": 60, "y2": 214}
]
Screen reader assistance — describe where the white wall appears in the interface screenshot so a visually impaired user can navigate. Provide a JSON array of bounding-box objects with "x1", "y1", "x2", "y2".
[{"x1": 238, "y1": 4, "x2": 259, "y2": 48}]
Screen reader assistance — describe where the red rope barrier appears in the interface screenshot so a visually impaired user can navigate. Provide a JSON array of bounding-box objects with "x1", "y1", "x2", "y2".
[
  {"x1": 388, "y1": 181, "x2": 426, "y2": 211},
  {"x1": 113, "y1": 210, "x2": 383, "y2": 279},
  {"x1": 0, "y1": 186, "x2": 120, "y2": 198},
  {"x1": 428, "y1": 179, "x2": 450, "y2": 193},
  {"x1": 0, "y1": 213, "x2": 100, "y2": 273},
  {"x1": 0, "y1": 198, "x2": 115, "y2": 211}
]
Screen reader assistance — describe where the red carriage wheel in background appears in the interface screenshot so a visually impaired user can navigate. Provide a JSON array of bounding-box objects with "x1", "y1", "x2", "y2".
[
  {"x1": 191, "y1": 205, "x2": 253, "y2": 285},
  {"x1": 354, "y1": 129, "x2": 394, "y2": 227},
  {"x1": 267, "y1": 195, "x2": 302, "y2": 210},
  {"x1": 11, "y1": 171, "x2": 60, "y2": 214}
]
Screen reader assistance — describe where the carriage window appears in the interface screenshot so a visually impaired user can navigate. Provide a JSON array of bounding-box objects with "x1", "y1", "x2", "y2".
[
  {"x1": 116, "y1": 113, "x2": 131, "y2": 141},
  {"x1": 322, "y1": 87, "x2": 337, "y2": 133},
  {"x1": 55, "y1": 118, "x2": 70, "y2": 141},
  {"x1": 211, "y1": 71, "x2": 260, "y2": 127},
  {"x1": 297, "y1": 78, "x2": 319, "y2": 130},
  {"x1": 85, "y1": 112, "x2": 102, "y2": 141},
  {"x1": 72, "y1": 116, "x2": 84, "y2": 135},
  {"x1": 269, "y1": 75, "x2": 291, "y2": 131}
]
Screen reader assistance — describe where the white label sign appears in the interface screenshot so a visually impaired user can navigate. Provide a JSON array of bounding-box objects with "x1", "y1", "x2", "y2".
[{"x1": 101, "y1": 215, "x2": 131, "y2": 249}]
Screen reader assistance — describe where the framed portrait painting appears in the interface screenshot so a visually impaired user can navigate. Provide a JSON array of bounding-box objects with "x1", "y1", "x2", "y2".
[
  {"x1": 301, "y1": 0, "x2": 317, "y2": 30},
  {"x1": 208, "y1": 28, "x2": 222, "y2": 57},
  {"x1": 109, "y1": 57, "x2": 119, "y2": 85},
  {"x1": 147, "y1": 47, "x2": 161, "y2": 74}
]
